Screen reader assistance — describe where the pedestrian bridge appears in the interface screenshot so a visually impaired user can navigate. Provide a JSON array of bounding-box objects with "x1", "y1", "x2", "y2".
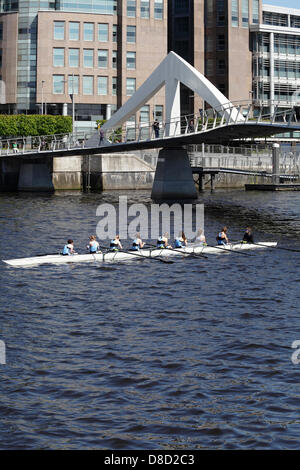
[
  {"x1": 1, "y1": 101, "x2": 299, "y2": 159},
  {"x1": 1, "y1": 51, "x2": 300, "y2": 198}
]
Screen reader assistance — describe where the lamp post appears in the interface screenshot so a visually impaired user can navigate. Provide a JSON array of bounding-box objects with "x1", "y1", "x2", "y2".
[{"x1": 69, "y1": 73, "x2": 75, "y2": 140}]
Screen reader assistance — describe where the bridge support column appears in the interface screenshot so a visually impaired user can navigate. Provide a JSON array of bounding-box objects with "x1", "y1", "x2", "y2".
[
  {"x1": 272, "y1": 143, "x2": 280, "y2": 184},
  {"x1": 151, "y1": 147, "x2": 197, "y2": 200},
  {"x1": 18, "y1": 160, "x2": 54, "y2": 191}
]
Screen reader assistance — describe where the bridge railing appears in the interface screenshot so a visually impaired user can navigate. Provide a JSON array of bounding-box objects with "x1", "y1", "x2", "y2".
[
  {"x1": 102, "y1": 101, "x2": 300, "y2": 146},
  {"x1": 0, "y1": 102, "x2": 299, "y2": 156},
  {"x1": 0, "y1": 132, "x2": 90, "y2": 156}
]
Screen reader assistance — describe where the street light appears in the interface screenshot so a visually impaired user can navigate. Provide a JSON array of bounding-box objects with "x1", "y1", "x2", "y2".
[{"x1": 69, "y1": 73, "x2": 75, "y2": 139}]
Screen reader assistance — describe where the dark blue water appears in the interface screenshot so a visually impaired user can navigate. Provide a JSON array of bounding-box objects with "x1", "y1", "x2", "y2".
[{"x1": 0, "y1": 189, "x2": 300, "y2": 450}]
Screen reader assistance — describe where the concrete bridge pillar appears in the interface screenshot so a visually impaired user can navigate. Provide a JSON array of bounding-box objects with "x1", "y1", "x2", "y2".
[
  {"x1": 151, "y1": 147, "x2": 197, "y2": 200},
  {"x1": 272, "y1": 143, "x2": 280, "y2": 184}
]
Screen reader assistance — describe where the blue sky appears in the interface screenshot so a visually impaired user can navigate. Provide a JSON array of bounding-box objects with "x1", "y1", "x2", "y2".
[{"x1": 263, "y1": 0, "x2": 300, "y2": 8}]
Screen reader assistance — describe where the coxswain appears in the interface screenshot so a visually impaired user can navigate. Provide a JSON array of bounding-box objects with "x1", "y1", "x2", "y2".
[
  {"x1": 157, "y1": 233, "x2": 171, "y2": 249},
  {"x1": 62, "y1": 239, "x2": 75, "y2": 256},
  {"x1": 87, "y1": 235, "x2": 100, "y2": 253},
  {"x1": 130, "y1": 233, "x2": 145, "y2": 251},
  {"x1": 242, "y1": 227, "x2": 254, "y2": 244},
  {"x1": 174, "y1": 231, "x2": 187, "y2": 248},
  {"x1": 195, "y1": 228, "x2": 206, "y2": 246},
  {"x1": 216, "y1": 227, "x2": 229, "y2": 245},
  {"x1": 110, "y1": 235, "x2": 122, "y2": 252}
]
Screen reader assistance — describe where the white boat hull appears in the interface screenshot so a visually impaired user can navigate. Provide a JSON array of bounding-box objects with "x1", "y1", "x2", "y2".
[{"x1": 2, "y1": 242, "x2": 278, "y2": 267}]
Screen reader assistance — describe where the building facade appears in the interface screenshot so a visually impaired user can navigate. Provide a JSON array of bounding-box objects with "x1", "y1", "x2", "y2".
[
  {"x1": 251, "y1": 4, "x2": 300, "y2": 113},
  {"x1": 168, "y1": 0, "x2": 262, "y2": 115},
  {"x1": 0, "y1": 0, "x2": 167, "y2": 131}
]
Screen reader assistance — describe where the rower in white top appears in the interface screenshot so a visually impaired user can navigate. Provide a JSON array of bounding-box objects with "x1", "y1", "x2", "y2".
[{"x1": 195, "y1": 228, "x2": 206, "y2": 246}]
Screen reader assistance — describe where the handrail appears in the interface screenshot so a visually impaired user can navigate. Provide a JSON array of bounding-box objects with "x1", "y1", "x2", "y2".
[{"x1": 0, "y1": 102, "x2": 299, "y2": 157}]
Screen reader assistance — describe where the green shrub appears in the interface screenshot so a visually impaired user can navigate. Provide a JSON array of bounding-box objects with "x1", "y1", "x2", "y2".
[{"x1": 0, "y1": 114, "x2": 72, "y2": 137}]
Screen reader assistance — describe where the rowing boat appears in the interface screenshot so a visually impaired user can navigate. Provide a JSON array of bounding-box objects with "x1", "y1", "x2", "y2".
[{"x1": 2, "y1": 242, "x2": 277, "y2": 267}]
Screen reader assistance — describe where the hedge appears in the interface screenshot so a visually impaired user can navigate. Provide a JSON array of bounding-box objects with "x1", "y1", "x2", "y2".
[{"x1": 0, "y1": 115, "x2": 72, "y2": 137}]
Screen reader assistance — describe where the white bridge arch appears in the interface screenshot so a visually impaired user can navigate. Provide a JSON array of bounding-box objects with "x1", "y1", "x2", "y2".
[{"x1": 101, "y1": 51, "x2": 244, "y2": 135}]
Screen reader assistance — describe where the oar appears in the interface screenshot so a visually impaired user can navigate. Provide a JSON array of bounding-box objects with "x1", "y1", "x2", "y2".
[
  {"x1": 145, "y1": 243, "x2": 208, "y2": 259},
  {"x1": 236, "y1": 241, "x2": 300, "y2": 254},
  {"x1": 99, "y1": 245, "x2": 174, "y2": 264},
  {"x1": 205, "y1": 243, "x2": 252, "y2": 256}
]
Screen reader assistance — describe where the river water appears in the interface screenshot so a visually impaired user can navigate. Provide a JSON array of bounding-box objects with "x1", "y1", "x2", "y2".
[{"x1": 0, "y1": 189, "x2": 300, "y2": 450}]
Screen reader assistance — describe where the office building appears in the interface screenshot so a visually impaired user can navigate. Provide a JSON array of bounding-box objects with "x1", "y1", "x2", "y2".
[
  {"x1": 251, "y1": 4, "x2": 300, "y2": 113},
  {"x1": 0, "y1": 1, "x2": 167, "y2": 131}
]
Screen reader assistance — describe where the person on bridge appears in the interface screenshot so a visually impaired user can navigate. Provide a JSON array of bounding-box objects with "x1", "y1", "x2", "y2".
[
  {"x1": 152, "y1": 119, "x2": 160, "y2": 139},
  {"x1": 242, "y1": 227, "x2": 254, "y2": 244},
  {"x1": 216, "y1": 227, "x2": 229, "y2": 245},
  {"x1": 87, "y1": 235, "x2": 100, "y2": 253},
  {"x1": 62, "y1": 239, "x2": 75, "y2": 256},
  {"x1": 99, "y1": 127, "x2": 104, "y2": 146},
  {"x1": 130, "y1": 233, "x2": 145, "y2": 251},
  {"x1": 174, "y1": 232, "x2": 187, "y2": 248},
  {"x1": 110, "y1": 235, "x2": 123, "y2": 252}
]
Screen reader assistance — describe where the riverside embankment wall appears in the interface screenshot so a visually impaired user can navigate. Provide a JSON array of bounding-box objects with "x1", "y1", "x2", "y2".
[{"x1": 0, "y1": 147, "x2": 299, "y2": 191}]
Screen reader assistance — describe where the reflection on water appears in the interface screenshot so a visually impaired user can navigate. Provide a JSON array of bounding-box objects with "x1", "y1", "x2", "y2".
[{"x1": 0, "y1": 189, "x2": 300, "y2": 450}]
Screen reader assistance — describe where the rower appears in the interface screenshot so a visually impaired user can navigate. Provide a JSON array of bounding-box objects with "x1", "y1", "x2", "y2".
[
  {"x1": 87, "y1": 235, "x2": 100, "y2": 254},
  {"x1": 110, "y1": 235, "x2": 122, "y2": 252},
  {"x1": 62, "y1": 239, "x2": 75, "y2": 256},
  {"x1": 157, "y1": 233, "x2": 171, "y2": 249},
  {"x1": 130, "y1": 233, "x2": 145, "y2": 251},
  {"x1": 216, "y1": 227, "x2": 229, "y2": 245},
  {"x1": 195, "y1": 228, "x2": 206, "y2": 246},
  {"x1": 242, "y1": 227, "x2": 254, "y2": 244},
  {"x1": 174, "y1": 231, "x2": 187, "y2": 248}
]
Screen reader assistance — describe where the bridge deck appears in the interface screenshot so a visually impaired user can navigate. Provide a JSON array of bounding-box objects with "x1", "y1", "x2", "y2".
[{"x1": 1, "y1": 120, "x2": 300, "y2": 160}]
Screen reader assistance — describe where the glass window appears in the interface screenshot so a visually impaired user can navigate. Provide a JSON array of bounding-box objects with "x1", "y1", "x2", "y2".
[
  {"x1": 69, "y1": 22, "x2": 79, "y2": 40},
  {"x1": 112, "y1": 24, "x2": 117, "y2": 42},
  {"x1": 140, "y1": 105, "x2": 149, "y2": 123},
  {"x1": 98, "y1": 76, "x2": 108, "y2": 95},
  {"x1": 127, "y1": 25, "x2": 136, "y2": 43},
  {"x1": 53, "y1": 48, "x2": 64, "y2": 67},
  {"x1": 54, "y1": 21, "x2": 65, "y2": 40},
  {"x1": 112, "y1": 76, "x2": 117, "y2": 96},
  {"x1": 112, "y1": 50, "x2": 117, "y2": 69},
  {"x1": 252, "y1": 0, "x2": 259, "y2": 24},
  {"x1": 242, "y1": 0, "x2": 249, "y2": 27},
  {"x1": 69, "y1": 48, "x2": 79, "y2": 67},
  {"x1": 216, "y1": 0, "x2": 225, "y2": 26},
  {"x1": 126, "y1": 51, "x2": 136, "y2": 69},
  {"x1": 126, "y1": 78, "x2": 136, "y2": 96},
  {"x1": 53, "y1": 75, "x2": 64, "y2": 94},
  {"x1": 154, "y1": 0, "x2": 163, "y2": 19},
  {"x1": 84, "y1": 23, "x2": 94, "y2": 41},
  {"x1": 83, "y1": 76, "x2": 93, "y2": 95},
  {"x1": 98, "y1": 23, "x2": 108, "y2": 42},
  {"x1": 127, "y1": 0, "x2": 136, "y2": 18},
  {"x1": 231, "y1": 0, "x2": 239, "y2": 27},
  {"x1": 83, "y1": 49, "x2": 94, "y2": 68},
  {"x1": 217, "y1": 35, "x2": 225, "y2": 51},
  {"x1": 155, "y1": 105, "x2": 163, "y2": 121},
  {"x1": 141, "y1": 0, "x2": 150, "y2": 18},
  {"x1": 98, "y1": 49, "x2": 108, "y2": 68},
  {"x1": 68, "y1": 75, "x2": 79, "y2": 94},
  {"x1": 0, "y1": 23, "x2": 3, "y2": 41}
]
